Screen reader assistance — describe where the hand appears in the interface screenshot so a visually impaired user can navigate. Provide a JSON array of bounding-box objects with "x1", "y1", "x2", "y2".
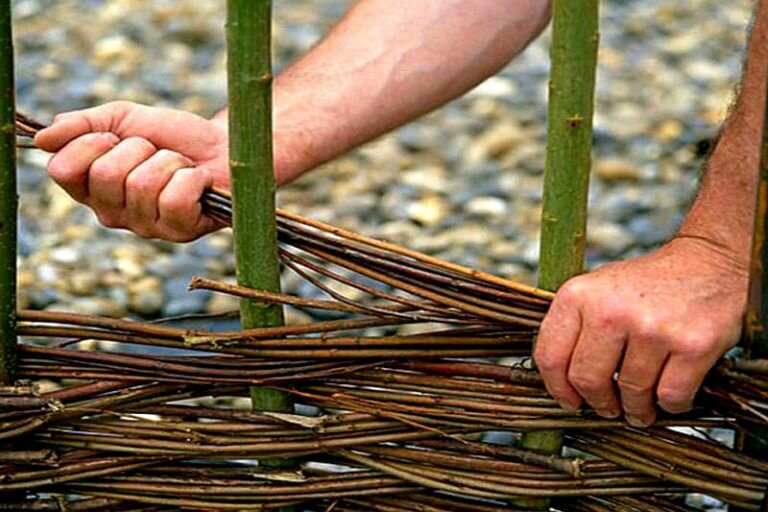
[
  {"x1": 534, "y1": 236, "x2": 747, "y2": 426},
  {"x1": 35, "y1": 101, "x2": 230, "y2": 242}
]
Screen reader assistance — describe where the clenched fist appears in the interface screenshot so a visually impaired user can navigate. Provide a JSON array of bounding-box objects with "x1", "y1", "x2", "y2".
[
  {"x1": 35, "y1": 101, "x2": 230, "y2": 242},
  {"x1": 534, "y1": 236, "x2": 747, "y2": 426}
]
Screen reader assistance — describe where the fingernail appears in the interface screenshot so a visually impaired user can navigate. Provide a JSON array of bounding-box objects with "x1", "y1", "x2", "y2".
[
  {"x1": 597, "y1": 408, "x2": 620, "y2": 419},
  {"x1": 558, "y1": 399, "x2": 579, "y2": 413},
  {"x1": 626, "y1": 415, "x2": 649, "y2": 428}
]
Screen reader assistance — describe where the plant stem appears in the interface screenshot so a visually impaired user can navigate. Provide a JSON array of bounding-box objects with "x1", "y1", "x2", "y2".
[
  {"x1": 0, "y1": 1, "x2": 16, "y2": 385},
  {"x1": 226, "y1": 0, "x2": 293, "y2": 472},
  {"x1": 519, "y1": 0, "x2": 599, "y2": 509},
  {"x1": 741, "y1": 25, "x2": 768, "y2": 480}
]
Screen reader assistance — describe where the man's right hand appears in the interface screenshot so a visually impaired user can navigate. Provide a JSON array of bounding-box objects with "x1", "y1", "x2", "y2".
[{"x1": 35, "y1": 101, "x2": 230, "y2": 242}]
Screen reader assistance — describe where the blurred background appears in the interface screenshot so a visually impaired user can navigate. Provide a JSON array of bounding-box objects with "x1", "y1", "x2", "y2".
[{"x1": 12, "y1": 0, "x2": 753, "y2": 321}]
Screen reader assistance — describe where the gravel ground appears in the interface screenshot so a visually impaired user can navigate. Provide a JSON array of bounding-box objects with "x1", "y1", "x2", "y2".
[{"x1": 12, "y1": 0, "x2": 753, "y2": 322}]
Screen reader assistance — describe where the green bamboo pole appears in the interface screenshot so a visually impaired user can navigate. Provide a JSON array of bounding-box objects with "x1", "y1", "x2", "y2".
[
  {"x1": 226, "y1": 0, "x2": 293, "y2": 465},
  {"x1": 0, "y1": 1, "x2": 16, "y2": 385},
  {"x1": 740, "y1": 42, "x2": 768, "y2": 476},
  {"x1": 518, "y1": 1, "x2": 599, "y2": 509}
]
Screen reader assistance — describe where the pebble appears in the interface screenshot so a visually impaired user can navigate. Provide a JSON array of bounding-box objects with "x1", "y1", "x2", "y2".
[
  {"x1": 67, "y1": 270, "x2": 101, "y2": 296},
  {"x1": 594, "y1": 158, "x2": 644, "y2": 182},
  {"x1": 464, "y1": 122, "x2": 526, "y2": 165},
  {"x1": 48, "y1": 297, "x2": 127, "y2": 318},
  {"x1": 163, "y1": 276, "x2": 210, "y2": 317},
  {"x1": 206, "y1": 291, "x2": 241, "y2": 315},
  {"x1": 588, "y1": 222, "x2": 635, "y2": 257},
  {"x1": 406, "y1": 195, "x2": 450, "y2": 227},
  {"x1": 400, "y1": 165, "x2": 449, "y2": 194},
  {"x1": 465, "y1": 196, "x2": 508, "y2": 218},
  {"x1": 127, "y1": 276, "x2": 165, "y2": 316}
]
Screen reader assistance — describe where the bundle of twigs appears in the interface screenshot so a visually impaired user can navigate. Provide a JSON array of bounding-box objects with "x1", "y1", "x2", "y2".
[{"x1": 3, "y1": 115, "x2": 767, "y2": 511}]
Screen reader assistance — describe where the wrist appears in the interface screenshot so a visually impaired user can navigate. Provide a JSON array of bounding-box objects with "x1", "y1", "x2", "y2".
[
  {"x1": 676, "y1": 144, "x2": 758, "y2": 271},
  {"x1": 208, "y1": 108, "x2": 301, "y2": 188},
  {"x1": 667, "y1": 234, "x2": 750, "y2": 276}
]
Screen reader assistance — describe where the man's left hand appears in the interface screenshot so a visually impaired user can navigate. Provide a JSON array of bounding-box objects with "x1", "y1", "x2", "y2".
[{"x1": 534, "y1": 236, "x2": 747, "y2": 426}]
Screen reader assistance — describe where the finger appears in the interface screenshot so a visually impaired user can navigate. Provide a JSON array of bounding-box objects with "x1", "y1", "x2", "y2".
[
  {"x1": 617, "y1": 335, "x2": 669, "y2": 427},
  {"x1": 38, "y1": 102, "x2": 222, "y2": 158},
  {"x1": 567, "y1": 313, "x2": 626, "y2": 418},
  {"x1": 534, "y1": 286, "x2": 583, "y2": 412},
  {"x1": 157, "y1": 167, "x2": 218, "y2": 242},
  {"x1": 35, "y1": 102, "x2": 135, "y2": 152},
  {"x1": 656, "y1": 348, "x2": 722, "y2": 414},
  {"x1": 47, "y1": 132, "x2": 120, "y2": 202},
  {"x1": 124, "y1": 149, "x2": 192, "y2": 235},
  {"x1": 88, "y1": 137, "x2": 157, "y2": 212}
]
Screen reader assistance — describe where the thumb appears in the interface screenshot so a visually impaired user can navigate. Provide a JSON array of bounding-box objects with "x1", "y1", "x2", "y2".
[{"x1": 34, "y1": 100, "x2": 138, "y2": 153}]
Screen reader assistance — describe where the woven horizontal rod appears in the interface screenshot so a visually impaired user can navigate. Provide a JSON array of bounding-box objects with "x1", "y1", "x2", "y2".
[{"x1": 0, "y1": 347, "x2": 765, "y2": 508}]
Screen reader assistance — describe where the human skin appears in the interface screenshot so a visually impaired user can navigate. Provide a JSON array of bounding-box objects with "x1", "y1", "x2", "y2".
[
  {"x1": 34, "y1": 0, "x2": 551, "y2": 241},
  {"x1": 534, "y1": 0, "x2": 767, "y2": 426}
]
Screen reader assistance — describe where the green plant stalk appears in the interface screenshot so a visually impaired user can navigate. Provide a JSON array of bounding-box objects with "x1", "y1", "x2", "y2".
[
  {"x1": 518, "y1": 0, "x2": 599, "y2": 509},
  {"x1": 740, "y1": 38, "x2": 768, "y2": 479},
  {"x1": 226, "y1": 0, "x2": 293, "y2": 469},
  {"x1": 0, "y1": 1, "x2": 16, "y2": 385}
]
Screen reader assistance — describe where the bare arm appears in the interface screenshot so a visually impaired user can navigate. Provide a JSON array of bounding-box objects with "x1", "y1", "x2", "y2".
[
  {"x1": 234, "y1": 0, "x2": 551, "y2": 184},
  {"x1": 534, "y1": 0, "x2": 767, "y2": 426},
  {"x1": 36, "y1": 0, "x2": 551, "y2": 240}
]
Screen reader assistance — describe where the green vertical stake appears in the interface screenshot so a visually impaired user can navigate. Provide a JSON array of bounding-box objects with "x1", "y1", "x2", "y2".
[
  {"x1": 0, "y1": 0, "x2": 16, "y2": 385},
  {"x1": 517, "y1": 1, "x2": 599, "y2": 509},
  {"x1": 226, "y1": 0, "x2": 294, "y2": 476}
]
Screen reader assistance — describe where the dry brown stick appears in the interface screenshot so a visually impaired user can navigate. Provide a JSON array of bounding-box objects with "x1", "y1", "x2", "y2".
[
  {"x1": 278, "y1": 248, "x2": 467, "y2": 323},
  {"x1": 271, "y1": 199, "x2": 553, "y2": 300},
  {"x1": 189, "y1": 276, "x2": 396, "y2": 317},
  {"x1": 410, "y1": 438, "x2": 583, "y2": 477},
  {"x1": 286, "y1": 243, "x2": 540, "y2": 326},
  {"x1": 593, "y1": 428, "x2": 768, "y2": 486},
  {"x1": 278, "y1": 227, "x2": 546, "y2": 319},
  {"x1": 204, "y1": 187, "x2": 552, "y2": 301},
  {"x1": 276, "y1": 220, "x2": 547, "y2": 315},
  {"x1": 570, "y1": 433, "x2": 765, "y2": 504}
]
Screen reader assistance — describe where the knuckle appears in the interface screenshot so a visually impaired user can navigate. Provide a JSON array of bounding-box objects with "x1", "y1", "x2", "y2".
[
  {"x1": 125, "y1": 170, "x2": 152, "y2": 194},
  {"x1": 162, "y1": 229, "x2": 196, "y2": 243},
  {"x1": 617, "y1": 378, "x2": 654, "y2": 396},
  {"x1": 674, "y1": 333, "x2": 716, "y2": 358},
  {"x1": 84, "y1": 131, "x2": 118, "y2": 147},
  {"x1": 47, "y1": 158, "x2": 74, "y2": 184},
  {"x1": 125, "y1": 136, "x2": 155, "y2": 153},
  {"x1": 592, "y1": 308, "x2": 618, "y2": 331},
  {"x1": 631, "y1": 314, "x2": 661, "y2": 340},
  {"x1": 132, "y1": 226, "x2": 155, "y2": 240},
  {"x1": 556, "y1": 279, "x2": 586, "y2": 306},
  {"x1": 656, "y1": 387, "x2": 693, "y2": 412},
  {"x1": 89, "y1": 159, "x2": 117, "y2": 180},
  {"x1": 533, "y1": 347, "x2": 561, "y2": 374},
  {"x1": 157, "y1": 192, "x2": 185, "y2": 216},
  {"x1": 568, "y1": 372, "x2": 602, "y2": 394},
  {"x1": 106, "y1": 100, "x2": 135, "y2": 115},
  {"x1": 96, "y1": 212, "x2": 122, "y2": 229},
  {"x1": 158, "y1": 172, "x2": 197, "y2": 219},
  {"x1": 154, "y1": 148, "x2": 180, "y2": 162}
]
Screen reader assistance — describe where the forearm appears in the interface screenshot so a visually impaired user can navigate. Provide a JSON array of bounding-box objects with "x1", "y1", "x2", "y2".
[
  {"x1": 215, "y1": 0, "x2": 551, "y2": 185},
  {"x1": 678, "y1": 0, "x2": 768, "y2": 266}
]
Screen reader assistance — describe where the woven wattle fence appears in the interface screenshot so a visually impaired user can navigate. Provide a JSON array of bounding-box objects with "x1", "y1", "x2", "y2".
[{"x1": 2, "y1": 177, "x2": 768, "y2": 511}]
